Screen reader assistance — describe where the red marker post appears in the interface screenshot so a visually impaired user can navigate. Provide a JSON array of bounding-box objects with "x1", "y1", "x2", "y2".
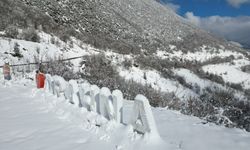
[
  {"x1": 36, "y1": 70, "x2": 46, "y2": 88},
  {"x1": 3, "y1": 63, "x2": 11, "y2": 80}
]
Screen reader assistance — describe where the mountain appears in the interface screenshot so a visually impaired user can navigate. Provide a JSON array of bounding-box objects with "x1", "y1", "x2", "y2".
[
  {"x1": 19, "y1": 0, "x2": 242, "y2": 54},
  {"x1": 0, "y1": 0, "x2": 250, "y2": 131}
]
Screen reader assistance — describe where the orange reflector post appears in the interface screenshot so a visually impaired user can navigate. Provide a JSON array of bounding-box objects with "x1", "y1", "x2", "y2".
[{"x1": 36, "y1": 73, "x2": 46, "y2": 88}]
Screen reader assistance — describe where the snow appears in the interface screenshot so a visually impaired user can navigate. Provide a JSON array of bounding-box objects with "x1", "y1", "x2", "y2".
[
  {"x1": 203, "y1": 59, "x2": 250, "y2": 89},
  {"x1": 90, "y1": 85, "x2": 100, "y2": 112},
  {"x1": 156, "y1": 45, "x2": 245, "y2": 63},
  {"x1": 0, "y1": 32, "x2": 99, "y2": 71},
  {"x1": 52, "y1": 75, "x2": 68, "y2": 96},
  {"x1": 174, "y1": 68, "x2": 248, "y2": 100},
  {"x1": 153, "y1": 107, "x2": 250, "y2": 150},
  {"x1": 0, "y1": 80, "x2": 168, "y2": 150},
  {"x1": 78, "y1": 82, "x2": 91, "y2": 109},
  {"x1": 131, "y1": 95, "x2": 160, "y2": 140},
  {"x1": 174, "y1": 68, "x2": 212, "y2": 90},
  {"x1": 68, "y1": 80, "x2": 80, "y2": 106},
  {"x1": 99, "y1": 87, "x2": 114, "y2": 120},
  {"x1": 119, "y1": 66, "x2": 198, "y2": 100},
  {"x1": 112, "y1": 90, "x2": 124, "y2": 123},
  {"x1": 0, "y1": 80, "x2": 250, "y2": 150}
]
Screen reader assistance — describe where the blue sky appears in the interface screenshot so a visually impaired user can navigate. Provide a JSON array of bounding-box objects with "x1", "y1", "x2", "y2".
[
  {"x1": 161, "y1": 0, "x2": 250, "y2": 17},
  {"x1": 160, "y1": 0, "x2": 250, "y2": 48}
]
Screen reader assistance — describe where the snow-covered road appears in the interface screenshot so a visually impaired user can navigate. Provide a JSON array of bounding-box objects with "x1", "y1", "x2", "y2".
[{"x1": 0, "y1": 80, "x2": 250, "y2": 150}]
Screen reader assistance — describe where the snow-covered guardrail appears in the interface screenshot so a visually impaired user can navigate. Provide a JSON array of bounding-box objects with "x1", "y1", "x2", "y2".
[{"x1": 45, "y1": 74, "x2": 160, "y2": 138}]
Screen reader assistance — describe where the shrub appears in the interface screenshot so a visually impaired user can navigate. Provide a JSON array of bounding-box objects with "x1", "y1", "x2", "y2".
[
  {"x1": 192, "y1": 83, "x2": 201, "y2": 94},
  {"x1": 80, "y1": 53, "x2": 118, "y2": 87},
  {"x1": 50, "y1": 36, "x2": 56, "y2": 44},
  {"x1": 200, "y1": 87, "x2": 236, "y2": 107},
  {"x1": 226, "y1": 82, "x2": 243, "y2": 91},
  {"x1": 80, "y1": 53, "x2": 180, "y2": 107},
  {"x1": 11, "y1": 42, "x2": 23, "y2": 58},
  {"x1": 122, "y1": 59, "x2": 133, "y2": 69},
  {"x1": 42, "y1": 58, "x2": 80, "y2": 81},
  {"x1": 194, "y1": 69, "x2": 225, "y2": 86},
  {"x1": 60, "y1": 33, "x2": 70, "y2": 43},
  {"x1": 5, "y1": 25, "x2": 19, "y2": 38},
  {"x1": 176, "y1": 76, "x2": 192, "y2": 89},
  {"x1": 21, "y1": 28, "x2": 40, "y2": 42},
  {"x1": 182, "y1": 97, "x2": 216, "y2": 118},
  {"x1": 241, "y1": 65, "x2": 250, "y2": 73}
]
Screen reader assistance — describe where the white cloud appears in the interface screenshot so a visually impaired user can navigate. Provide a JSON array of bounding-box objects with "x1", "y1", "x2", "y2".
[
  {"x1": 184, "y1": 12, "x2": 201, "y2": 26},
  {"x1": 184, "y1": 12, "x2": 250, "y2": 48},
  {"x1": 159, "y1": 0, "x2": 180, "y2": 13},
  {"x1": 166, "y1": 3, "x2": 180, "y2": 13},
  {"x1": 226, "y1": 0, "x2": 250, "y2": 7}
]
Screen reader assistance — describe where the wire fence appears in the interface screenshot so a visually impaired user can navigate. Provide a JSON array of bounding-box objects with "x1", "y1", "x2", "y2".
[{"x1": 0, "y1": 56, "x2": 85, "y2": 68}]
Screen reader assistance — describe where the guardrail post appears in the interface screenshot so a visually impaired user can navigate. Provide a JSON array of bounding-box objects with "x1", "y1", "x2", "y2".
[
  {"x1": 112, "y1": 90, "x2": 123, "y2": 123},
  {"x1": 79, "y1": 82, "x2": 91, "y2": 110},
  {"x1": 45, "y1": 74, "x2": 53, "y2": 93},
  {"x1": 90, "y1": 85, "x2": 100, "y2": 113},
  {"x1": 130, "y1": 94, "x2": 160, "y2": 139},
  {"x1": 69, "y1": 80, "x2": 80, "y2": 107},
  {"x1": 99, "y1": 87, "x2": 114, "y2": 120}
]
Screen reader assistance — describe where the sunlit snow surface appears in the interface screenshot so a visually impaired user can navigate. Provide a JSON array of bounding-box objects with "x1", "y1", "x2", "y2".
[
  {"x1": 0, "y1": 78, "x2": 249, "y2": 150},
  {"x1": 203, "y1": 59, "x2": 250, "y2": 89}
]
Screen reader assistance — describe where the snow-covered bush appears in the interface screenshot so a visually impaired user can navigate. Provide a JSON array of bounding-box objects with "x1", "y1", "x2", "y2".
[
  {"x1": 182, "y1": 97, "x2": 216, "y2": 118},
  {"x1": 5, "y1": 25, "x2": 19, "y2": 38},
  {"x1": 20, "y1": 28, "x2": 40, "y2": 43},
  {"x1": 43, "y1": 58, "x2": 79, "y2": 81},
  {"x1": 226, "y1": 82, "x2": 243, "y2": 91},
  {"x1": 241, "y1": 65, "x2": 250, "y2": 73},
  {"x1": 200, "y1": 87, "x2": 236, "y2": 108},
  {"x1": 12, "y1": 42, "x2": 23, "y2": 58},
  {"x1": 122, "y1": 59, "x2": 133, "y2": 69},
  {"x1": 81, "y1": 53, "x2": 118, "y2": 88},
  {"x1": 195, "y1": 69, "x2": 225, "y2": 86},
  {"x1": 81, "y1": 54, "x2": 178, "y2": 107}
]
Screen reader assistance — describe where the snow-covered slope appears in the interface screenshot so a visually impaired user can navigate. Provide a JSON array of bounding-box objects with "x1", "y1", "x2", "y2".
[
  {"x1": 203, "y1": 59, "x2": 250, "y2": 89},
  {"x1": 0, "y1": 32, "x2": 99, "y2": 68},
  {"x1": 0, "y1": 79, "x2": 249, "y2": 150}
]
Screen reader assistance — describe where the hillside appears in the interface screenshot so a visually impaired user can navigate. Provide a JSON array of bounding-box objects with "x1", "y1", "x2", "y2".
[
  {"x1": 19, "y1": 0, "x2": 241, "y2": 54},
  {"x1": 0, "y1": 0, "x2": 250, "y2": 132}
]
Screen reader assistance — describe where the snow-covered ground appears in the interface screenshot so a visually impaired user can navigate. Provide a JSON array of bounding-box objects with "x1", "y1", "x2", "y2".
[
  {"x1": 174, "y1": 68, "x2": 216, "y2": 90},
  {"x1": 0, "y1": 32, "x2": 99, "y2": 70},
  {"x1": 203, "y1": 59, "x2": 250, "y2": 89},
  {"x1": 119, "y1": 67, "x2": 198, "y2": 100},
  {"x1": 0, "y1": 79, "x2": 250, "y2": 150},
  {"x1": 174, "y1": 68, "x2": 248, "y2": 100},
  {"x1": 156, "y1": 45, "x2": 245, "y2": 63}
]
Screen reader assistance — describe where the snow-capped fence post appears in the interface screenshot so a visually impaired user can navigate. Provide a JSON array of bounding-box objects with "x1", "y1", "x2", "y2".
[
  {"x1": 64, "y1": 83, "x2": 72, "y2": 101},
  {"x1": 130, "y1": 95, "x2": 160, "y2": 138},
  {"x1": 45, "y1": 74, "x2": 53, "y2": 93},
  {"x1": 78, "y1": 82, "x2": 91, "y2": 110},
  {"x1": 52, "y1": 76, "x2": 67, "y2": 97},
  {"x1": 90, "y1": 85, "x2": 100, "y2": 112},
  {"x1": 51, "y1": 80, "x2": 56, "y2": 95},
  {"x1": 69, "y1": 80, "x2": 80, "y2": 107},
  {"x1": 112, "y1": 90, "x2": 123, "y2": 123},
  {"x1": 99, "y1": 87, "x2": 114, "y2": 120}
]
